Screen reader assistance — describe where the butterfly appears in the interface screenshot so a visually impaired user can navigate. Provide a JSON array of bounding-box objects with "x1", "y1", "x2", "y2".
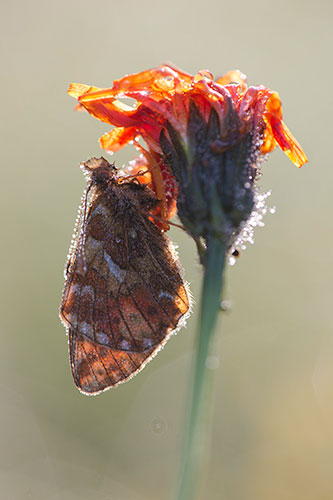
[{"x1": 59, "y1": 157, "x2": 191, "y2": 395}]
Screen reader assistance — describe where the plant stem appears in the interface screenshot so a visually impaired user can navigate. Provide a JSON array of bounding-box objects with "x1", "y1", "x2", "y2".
[{"x1": 176, "y1": 235, "x2": 226, "y2": 500}]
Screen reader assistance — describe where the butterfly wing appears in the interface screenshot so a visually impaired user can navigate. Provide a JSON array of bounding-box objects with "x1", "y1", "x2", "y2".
[{"x1": 60, "y1": 190, "x2": 190, "y2": 395}]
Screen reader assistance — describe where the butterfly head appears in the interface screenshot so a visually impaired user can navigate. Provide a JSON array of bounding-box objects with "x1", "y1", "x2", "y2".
[
  {"x1": 80, "y1": 156, "x2": 160, "y2": 217},
  {"x1": 80, "y1": 157, "x2": 117, "y2": 189}
]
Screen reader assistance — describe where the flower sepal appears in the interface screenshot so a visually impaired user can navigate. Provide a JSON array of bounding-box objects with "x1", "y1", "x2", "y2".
[{"x1": 160, "y1": 100, "x2": 260, "y2": 254}]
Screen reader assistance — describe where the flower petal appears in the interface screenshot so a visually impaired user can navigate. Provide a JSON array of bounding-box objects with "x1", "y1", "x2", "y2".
[
  {"x1": 68, "y1": 83, "x2": 101, "y2": 99},
  {"x1": 216, "y1": 70, "x2": 248, "y2": 92},
  {"x1": 99, "y1": 127, "x2": 138, "y2": 152},
  {"x1": 262, "y1": 92, "x2": 308, "y2": 167},
  {"x1": 268, "y1": 114, "x2": 308, "y2": 167},
  {"x1": 78, "y1": 94, "x2": 140, "y2": 127}
]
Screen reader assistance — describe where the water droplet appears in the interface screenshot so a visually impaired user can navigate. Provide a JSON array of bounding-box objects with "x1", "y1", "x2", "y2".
[
  {"x1": 228, "y1": 186, "x2": 274, "y2": 263},
  {"x1": 220, "y1": 299, "x2": 232, "y2": 311}
]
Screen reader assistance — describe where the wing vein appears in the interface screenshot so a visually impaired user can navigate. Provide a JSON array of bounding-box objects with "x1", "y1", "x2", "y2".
[{"x1": 130, "y1": 263, "x2": 178, "y2": 328}]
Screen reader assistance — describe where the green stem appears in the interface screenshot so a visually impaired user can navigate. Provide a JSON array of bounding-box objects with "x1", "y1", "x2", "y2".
[{"x1": 176, "y1": 236, "x2": 226, "y2": 500}]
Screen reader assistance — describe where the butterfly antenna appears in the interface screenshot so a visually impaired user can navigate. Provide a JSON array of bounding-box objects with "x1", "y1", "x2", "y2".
[
  {"x1": 120, "y1": 160, "x2": 163, "y2": 182},
  {"x1": 149, "y1": 214, "x2": 187, "y2": 232},
  {"x1": 120, "y1": 142, "x2": 167, "y2": 182}
]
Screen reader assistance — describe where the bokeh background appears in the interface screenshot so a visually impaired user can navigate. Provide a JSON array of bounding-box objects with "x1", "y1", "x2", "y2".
[{"x1": 2, "y1": 0, "x2": 332, "y2": 498}]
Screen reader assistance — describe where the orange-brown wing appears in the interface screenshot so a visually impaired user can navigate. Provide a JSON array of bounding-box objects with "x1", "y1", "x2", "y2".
[{"x1": 60, "y1": 196, "x2": 190, "y2": 395}]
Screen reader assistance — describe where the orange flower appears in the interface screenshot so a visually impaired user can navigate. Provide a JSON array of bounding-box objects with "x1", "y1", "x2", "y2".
[
  {"x1": 69, "y1": 66, "x2": 306, "y2": 214},
  {"x1": 68, "y1": 65, "x2": 307, "y2": 247}
]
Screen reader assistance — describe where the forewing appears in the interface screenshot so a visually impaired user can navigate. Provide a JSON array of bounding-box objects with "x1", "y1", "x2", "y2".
[{"x1": 60, "y1": 193, "x2": 190, "y2": 395}]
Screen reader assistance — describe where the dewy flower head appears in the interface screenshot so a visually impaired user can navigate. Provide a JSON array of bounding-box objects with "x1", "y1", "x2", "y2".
[{"x1": 68, "y1": 65, "x2": 307, "y2": 254}]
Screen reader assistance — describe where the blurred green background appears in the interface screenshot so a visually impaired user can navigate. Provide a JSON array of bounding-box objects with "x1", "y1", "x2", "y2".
[{"x1": 2, "y1": 0, "x2": 332, "y2": 498}]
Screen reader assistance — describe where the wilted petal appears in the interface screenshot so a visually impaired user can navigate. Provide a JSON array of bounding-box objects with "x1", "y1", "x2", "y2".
[
  {"x1": 68, "y1": 83, "x2": 101, "y2": 99},
  {"x1": 216, "y1": 70, "x2": 248, "y2": 92},
  {"x1": 100, "y1": 127, "x2": 138, "y2": 152},
  {"x1": 261, "y1": 92, "x2": 308, "y2": 167},
  {"x1": 268, "y1": 116, "x2": 308, "y2": 167}
]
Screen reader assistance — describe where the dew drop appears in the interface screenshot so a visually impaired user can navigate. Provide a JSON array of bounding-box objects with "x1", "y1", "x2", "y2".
[
  {"x1": 228, "y1": 186, "x2": 274, "y2": 266},
  {"x1": 220, "y1": 299, "x2": 232, "y2": 311}
]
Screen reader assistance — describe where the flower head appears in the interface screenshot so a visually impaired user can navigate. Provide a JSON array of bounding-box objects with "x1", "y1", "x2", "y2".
[{"x1": 69, "y1": 65, "x2": 307, "y2": 255}]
